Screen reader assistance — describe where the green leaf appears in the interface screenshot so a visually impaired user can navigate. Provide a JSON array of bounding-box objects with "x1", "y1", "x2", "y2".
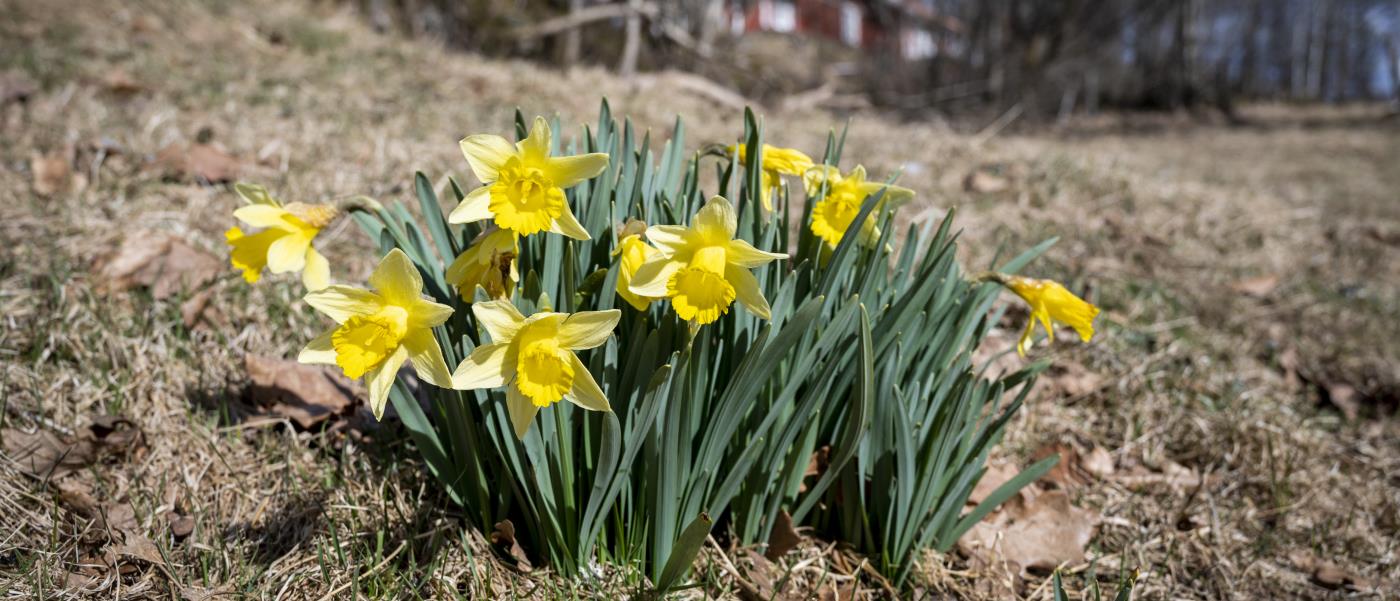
[{"x1": 652, "y1": 512, "x2": 713, "y2": 594}]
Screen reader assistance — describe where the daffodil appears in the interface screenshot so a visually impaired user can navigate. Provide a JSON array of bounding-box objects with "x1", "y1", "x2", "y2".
[
  {"x1": 453, "y1": 301, "x2": 619, "y2": 438},
  {"x1": 731, "y1": 143, "x2": 814, "y2": 213},
  {"x1": 982, "y1": 273, "x2": 1100, "y2": 356},
  {"x1": 628, "y1": 196, "x2": 787, "y2": 325},
  {"x1": 298, "y1": 249, "x2": 455, "y2": 419},
  {"x1": 613, "y1": 219, "x2": 663, "y2": 311},
  {"x1": 446, "y1": 226, "x2": 519, "y2": 300},
  {"x1": 450, "y1": 116, "x2": 609, "y2": 239},
  {"x1": 225, "y1": 183, "x2": 336, "y2": 290},
  {"x1": 803, "y1": 165, "x2": 914, "y2": 249}
]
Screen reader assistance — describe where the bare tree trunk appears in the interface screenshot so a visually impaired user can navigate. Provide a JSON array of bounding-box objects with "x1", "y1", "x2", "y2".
[
  {"x1": 562, "y1": 0, "x2": 582, "y2": 67},
  {"x1": 618, "y1": 0, "x2": 643, "y2": 77}
]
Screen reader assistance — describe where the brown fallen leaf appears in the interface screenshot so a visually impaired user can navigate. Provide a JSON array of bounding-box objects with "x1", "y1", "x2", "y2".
[
  {"x1": 1, "y1": 68, "x2": 38, "y2": 104},
  {"x1": 1323, "y1": 382, "x2": 1360, "y2": 420},
  {"x1": 1114, "y1": 461, "x2": 1214, "y2": 491},
  {"x1": 964, "y1": 168, "x2": 1010, "y2": 193},
  {"x1": 957, "y1": 490, "x2": 1101, "y2": 577},
  {"x1": 1231, "y1": 274, "x2": 1280, "y2": 298},
  {"x1": 102, "y1": 69, "x2": 144, "y2": 95},
  {"x1": 179, "y1": 288, "x2": 225, "y2": 329},
  {"x1": 765, "y1": 510, "x2": 802, "y2": 560},
  {"x1": 797, "y1": 445, "x2": 830, "y2": 493},
  {"x1": 968, "y1": 461, "x2": 1019, "y2": 506},
  {"x1": 1289, "y1": 551, "x2": 1375, "y2": 592},
  {"x1": 1032, "y1": 443, "x2": 1091, "y2": 490},
  {"x1": 1046, "y1": 362, "x2": 1104, "y2": 398},
  {"x1": 1081, "y1": 445, "x2": 1115, "y2": 479},
  {"x1": 169, "y1": 514, "x2": 195, "y2": 539},
  {"x1": 3, "y1": 415, "x2": 145, "y2": 480},
  {"x1": 490, "y1": 519, "x2": 533, "y2": 572},
  {"x1": 31, "y1": 150, "x2": 80, "y2": 197},
  {"x1": 99, "y1": 232, "x2": 223, "y2": 300},
  {"x1": 154, "y1": 142, "x2": 242, "y2": 183},
  {"x1": 245, "y1": 355, "x2": 359, "y2": 430}
]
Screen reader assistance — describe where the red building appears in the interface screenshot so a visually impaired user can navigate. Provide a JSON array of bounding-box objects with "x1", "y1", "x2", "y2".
[{"x1": 725, "y1": 0, "x2": 963, "y2": 61}]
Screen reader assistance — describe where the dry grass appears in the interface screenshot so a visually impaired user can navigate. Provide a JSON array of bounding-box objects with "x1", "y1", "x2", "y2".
[{"x1": 1, "y1": 0, "x2": 1398, "y2": 598}]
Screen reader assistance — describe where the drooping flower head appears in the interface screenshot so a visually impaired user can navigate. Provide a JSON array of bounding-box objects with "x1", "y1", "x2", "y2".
[
  {"x1": 730, "y1": 143, "x2": 814, "y2": 214},
  {"x1": 628, "y1": 196, "x2": 787, "y2": 325},
  {"x1": 446, "y1": 226, "x2": 519, "y2": 301},
  {"x1": 803, "y1": 165, "x2": 914, "y2": 250},
  {"x1": 450, "y1": 117, "x2": 609, "y2": 239},
  {"x1": 225, "y1": 183, "x2": 336, "y2": 290},
  {"x1": 453, "y1": 301, "x2": 619, "y2": 438},
  {"x1": 982, "y1": 273, "x2": 1100, "y2": 356},
  {"x1": 612, "y1": 219, "x2": 663, "y2": 311},
  {"x1": 298, "y1": 249, "x2": 455, "y2": 419}
]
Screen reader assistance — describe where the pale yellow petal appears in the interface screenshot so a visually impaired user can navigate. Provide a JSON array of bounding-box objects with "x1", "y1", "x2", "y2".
[
  {"x1": 506, "y1": 385, "x2": 540, "y2": 439},
  {"x1": 460, "y1": 134, "x2": 516, "y2": 184},
  {"x1": 644, "y1": 225, "x2": 689, "y2": 256},
  {"x1": 726, "y1": 265, "x2": 771, "y2": 320},
  {"x1": 265, "y1": 233, "x2": 309, "y2": 273},
  {"x1": 548, "y1": 202, "x2": 591, "y2": 240},
  {"x1": 447, "y1": 186, "x2": 493, "y2": 225},
  {"x1": 517, "y1": 116, "x2": 552, "y2": 162},
  {"x1": 555, "y1": 309, "x2": 620, "y2": 350},
  {"x1": 694, "y1": 196, "x2": 737, "y2": 241},
  {"x1": 628, "y1": 258, "x2": 681, "y2": 297},
  {"x1": 302, "y1": 246, "x2": 330, "y2": 291},
  {"x1": 404, "y1": 330, "x2": 454, "y2": 389},
  {"x1": 545, "y1": 153, "x2": 609, "y2": 187},
  {"x1": 564, "y1": 353, "x2": 610, "y2": 412},
  {"x1": 452, "y1": 342, "x2": 511, "y2": 389},
  {"x1": 409, "y1": 298, "x2": 454, "y2": 330},
  {"x1": 726, "y1": 238, "x2": 787, "y2": 268},
  {"x1": 233, "y1": 204, "x2": 293, "y2": 229},
  {"x1": 297, "y1": 329, "x2": 337, "y2": 365},
  {"x1": 369, "y1": 248, "x2": 423, "y2": 307},
  {"x1": 472, "y1": 300, "x2": 526, "y2": 342},
  {"x1": 304, "y1": 286, "x2": 382, "y2": 323},
  {"x1": 366, "y1": 345, "x2": 409, "y2": 421}
]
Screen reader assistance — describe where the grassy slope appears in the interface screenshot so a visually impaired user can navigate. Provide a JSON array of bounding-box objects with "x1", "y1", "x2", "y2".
[{"x1": 1, "y1": 0, "x2": 1397, "y2": 598}]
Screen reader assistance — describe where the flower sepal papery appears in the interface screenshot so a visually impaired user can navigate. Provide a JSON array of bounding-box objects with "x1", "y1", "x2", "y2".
[
  {"x1": 226, "y1": 183, "x2": 340, "y2": 290},
  {"x1": 804, "y1": 165, "x2": 915, "y2": 251},
  {"x1": 298, "y1": 248, "x2": 455, "y2": 418},
  {"x1": 977, "y1": 272, "x2": 1101, "y2": 356},
  {"x1": 453, "y1": 300, "x2": 619, "y2": 438},
  {"x1": 628, "y1": 196, "x2": 787, "y2": 326},
  {"x1": 450, "y1": 116, "x2": 608, "y2": 239}
]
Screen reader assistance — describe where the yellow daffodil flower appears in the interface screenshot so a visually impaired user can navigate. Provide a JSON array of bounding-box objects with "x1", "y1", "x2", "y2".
[
  {"x1": 983, "y1": 273, "x2": 1100, "y2": 356},
  {"x1": 730, "y1": 143, "x2": 814, "y2": 213},
  {"x1": 452, "y1": 300, "x2": 619, "y2": 438},
  {"x1": 225, "y1": 183, "x2": 335, "y2": 290},
  {"x1": 298, "y1": 249, "x2": 455, "y2": 419},
  {"x1": 803, "y1": 165, "x2": 914, "y2": 250},
  {"x1": 446, "y1": 226, "x2": 519, "y2": 300},
  {"x1": 450, "y1": 116, "x2": 609, "y2": 239},
  {"x1": 613, "y1": 219, "x2": 663, "y2": 311},
  {"x1": 628, "y1": 196, "x2": 787, "y2": 325}
]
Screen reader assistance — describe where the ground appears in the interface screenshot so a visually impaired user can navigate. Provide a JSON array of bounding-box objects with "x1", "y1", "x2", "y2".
[{"x1": 2, "y1": 0, "x2": 1398, "y2": 598}]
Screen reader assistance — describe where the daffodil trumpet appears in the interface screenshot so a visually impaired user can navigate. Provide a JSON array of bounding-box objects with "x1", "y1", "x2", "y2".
[
  {"x1": 452, "y1": 301, "x2": 619, "y2": 438},
  {"x1": 225, "y1": 183, "x2": 338, "y2": 291},
  {"x1": 803, "y1": 165, "x2": 914, "y2": 250},
  {"x1": 298, "y1": 248, "x2": 456, "y2": 419},
  {"x1": 450, "y1": 116, "x2": 609, "y2": 239},
  {"x1": 628, "y1": 196, "x2": 787, "y2": 326},
  {"x1": 976, "y1": 272, "x2": 1100, "y2": 356}
]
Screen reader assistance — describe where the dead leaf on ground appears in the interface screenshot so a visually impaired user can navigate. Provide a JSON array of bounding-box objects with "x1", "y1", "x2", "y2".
[
  {"x1": 99, "y1": 232, "x2": 222, "y2": 300},
  {"x1": 1231, "y1": 274, "x2": 1280, "y2": 298},
  {"x1": 1, "y1": 68, "x2": 38, "y2": 104},
  {"x1": 245, "y1": 355, "x2": 359, "y2": 429},
  {"x1": 797, "y1": 445, "x2": 830, "y2": 493},
  {"x1": 816, "y1": 581, "x2": 857, "y2": 601},
  {"x1": 1322, "y1": 382, "x2": 1360, "y2": 420},
  {"x1": 1081, "y1": 445, "x2": 1115, "y2": 478},
  {"x1": 957, "y1": 490, "x2": 1101, "y2": 577},
  {"x1": 31, "y1": 151, "x2": 77, "y2": 196},
  {"x1": 1113, "y1": 461, "x2": 1214, "y2": 491},
  {"x1": 490, "y1": 519, "x2": 533, "y2": 572},
  {"x1": 3, "y1": 416, "x2": 145, "y2": 479},
  {"x1": 1289, "y1": 551, "x2": 1375, "y2": 592},
  {"x1": 169, "y1": 514, "x2": 195, "y2": 539},
  {"x1": 765, "y1": 510, "x2": 802, "y2": 560},
  {"x1": 154, "y1": 142, "x2": 242, "y2": 183},
  {"x1": 964, "y1": 168, "x2": 1010, "y2": 193},
  {"x1": 1046, "y1": 362, "x2": 1104, "y2": 398},
  {"x1": 180, "y1": 287, "x2": 226, "y2": 329},
  {"x1": 102, "y1": 69, "x2": 145, "y2": 95},
  {"x1": 968, "y1": 461, "x2": 1019, "y2": 506}
]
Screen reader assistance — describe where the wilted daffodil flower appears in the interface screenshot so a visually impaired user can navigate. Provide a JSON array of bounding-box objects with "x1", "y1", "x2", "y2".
[
  {"x1": 629, "y1": 196, "x2": 787, "y2": 325},
  {"x1": 298, "y1": 249, "x2": 455, "y2": 419},
  {"x1": 803, "y1": 165, "x2": 914, "y2": 250},
  {"x1": 450, "y1": 116, "x2": 609, "y2": 239},
  {"x1": 613, "y1": 219, "x2": 663, "y2": 311},
  {"x1": 980, "y1": 273, "x2": 1100, "y2": 356},
  {"x1": 225, "y1": 183, "x2": 336, "y2": 290},
  {"x1": 730, "y1": 143, "x2": 814, "y2": 214},
  {"x1": 453, "y1": 301, "x2": 619, "y2": 438},
  {"x1": 446, "y1": 226, "x2": 518, "y2": 300}
]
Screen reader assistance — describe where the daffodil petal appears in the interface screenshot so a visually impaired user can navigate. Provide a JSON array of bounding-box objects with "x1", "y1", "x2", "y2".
[
  {"x1": 302, "y1": 246, "x2": 330, "y2": 291},
  {"x1": 1037, "y1": 307, "x2": 1055, "y2": 343},
  {"x1": 506, "y1": 385, "x2": 540, "y2": 439},
  {"x1": 548, "y1": 202, "x2": 591, "y2": 240},
  {"x1": 472, "y1": 300, "x2": 526, "y2": 342},
  {"x1": 297, "y1": 329, "x2": 337, "y2": 365},
  {"x1": 1017, "y1": 315, "x2": 1036, "y2": 357},
  {"x1": 452, "y1": 342, "x2": 511, "y2": 389},
  {"x1": 726, "y1": 265, "x2": 771, "y2": 319},
  {"x1": 369, "y1": 249, "x2": 424, "y2": 307},
  {"x1": 366, "y1": 345, "x2": 409, "y2": 421},
  {"x1": 628, "y1": 258, "x2": 681, "y2": 297},
  {"x1": 555, "y1": 309, "x2": 620, "y2": 350},
  {"x1": 726, "y1": 238, "x2": 787, "y2": 268},
  {"x1": 233, "y1": 204, "x2": 292, "y2": 229},
  {"x1": 645, "y1": 225, "x2": 689, "y2": 255},
  {"x1": 545, "y1": 153, "x2": 609, "y2": 187},
  {"x1": 409, "y1": 298, "x2": 454, "y2": 330},
  {"x1": 404, "y1": 330, "x2": 453, "y2": 389},
  {"x1": 304, "y1": 286, "x2": 382, "y2": 323},
  {"x1": 448, "y1": 186, "x2": 493, "y2": 225},
  {"x1": 517, "y1": 116, "x2": 552, "y2": 162},
  {"x1": 694, "y1": 196, "x2": 737, "y2": 241},
  {"x1": 564, "y1": 353, "x2": 610, "y2": 412},
  {"x1": 460, "y1": 134, "x2": 516, "y2": 184},
  {"x1": 264, "y1": 233, "x2": 309, "y2": 273}
]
